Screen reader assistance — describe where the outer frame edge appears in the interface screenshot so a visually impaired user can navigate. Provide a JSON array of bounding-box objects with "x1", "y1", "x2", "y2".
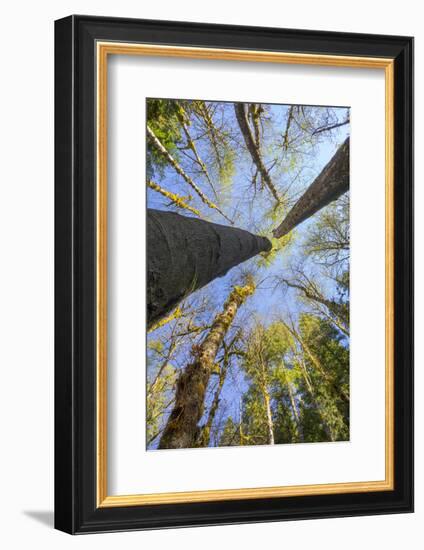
[{"x1": 54, "y1": 15, "x2": 414, "y2": 534}]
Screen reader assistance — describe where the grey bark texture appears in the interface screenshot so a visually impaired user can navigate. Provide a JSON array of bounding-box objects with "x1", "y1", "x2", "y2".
[
  {"x1": 147, "y1": 209, "x2": 271, "y2": 329},
  {"x1": 158, "y1": 281, "x2": 255, "y2": 449},
  {"x1": 273, "y1": 137, "x2": 349, "y2": 238},
  {"x1": 234, "y1": 103, "x2": 281, "y2": 204}
]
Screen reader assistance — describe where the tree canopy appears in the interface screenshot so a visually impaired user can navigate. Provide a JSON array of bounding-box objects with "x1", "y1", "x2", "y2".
[{"x1": 146, "y1": 98, "x2": 350, "y2": 450}]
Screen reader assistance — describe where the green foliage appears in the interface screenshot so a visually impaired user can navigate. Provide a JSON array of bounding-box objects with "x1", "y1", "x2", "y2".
[
  {"x1": 297, "y1": 314, "x2": 349, "y2": 440},
  {"x1": 240, "y1": 385, "x2": 272, "y2": 445},
  {"x1": 146, "y1": 364, "x2": 177, "y2": 446},
  {"x1": 218, "y1": 145, "x2": 236, "y2": 187},
  {"x1": 219, "y1": 417, "x2": 240, "y2": 447},
  {"x1": 303, "y1": 193, "x2": 350, "y2": 273},
  {"x1": 258, "y1": 234, "x2": 292, "y2": 268},
  {"x1": 146, "y1": 99, "x2": 184, "y2": 178},
  {"x1": 237, "y1": 317, "x2": 349, "y2": 445}
]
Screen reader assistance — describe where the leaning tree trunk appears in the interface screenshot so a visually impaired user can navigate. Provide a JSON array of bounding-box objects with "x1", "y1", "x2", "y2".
[
  {"x1": 283, "y1": 320, "x2": 350, "y2": 405},
  {"x1": 159, "y1": 280, "x2": 255, "y2": 449},
  {"x1": 293, "y1": 349, "x2": 335, "y2": 441},
  {"x1": 273, "y1": 137, "x2": 349, "y2": 238},
  {"x1": 234, "y1": 103, "x2": 281, "y2": 204},
  {"x1": 147, "y1": 209, "x2": 271, "y2": 329}
]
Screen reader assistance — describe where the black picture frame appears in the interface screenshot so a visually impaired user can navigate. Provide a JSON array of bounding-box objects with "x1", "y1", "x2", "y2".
[{"x1": 55, "y1": 14, "x2": 414, "y2": 534}]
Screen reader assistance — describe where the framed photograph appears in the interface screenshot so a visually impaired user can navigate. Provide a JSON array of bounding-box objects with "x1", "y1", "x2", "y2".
[{"x1": 54, "y1": 15, "x2": 413, "y2": 534}]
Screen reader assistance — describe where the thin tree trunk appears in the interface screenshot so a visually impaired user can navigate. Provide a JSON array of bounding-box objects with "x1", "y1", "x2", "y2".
[
  {"x1": 238, "y1": 397, "x2": 244, "y2": 445},
  {"x1": 197, "y1": 332, "x2": 240, "y2": 446},
  {"x1": 146, "y1": 125, "x2": 232, "y2": 223},
  {"x1": 281, "y1": 278, "x2": 349, "y2": 335},
  {"x1": 159, "y1": 280, "x2": 255, "y2": 449},
  {"x1": 178, "y1": 113, "x2": 218, "y2": 199},
  {"x1": 284, "y1": 367, "x2": 303, "y2": 442},
  {"x1": 254, "y1": 331, "x2": 275, "y2": 445},
  {"x1": 317, "y1": 306, "x2": 349, "y2": 338},
  {"x1": 294, "y1": 350, "x2": 335, "y2": 441},
  {"x1": 263, "y1": 388, "x2": 275, "y2": 445},
  {"x1": 283, "y1": 320, "x2": 349, "y2": 404},
  {"x1": 197, "y1": 101, "x2": 224, "y2": 172},
  {"x1": 282, "y1": 106, "x2": 295, "y2": 150},
  {"x1": 147, "y1": 209, "x2": 271, "y2": 328},
  {"x1": 249, "y1": 104, "x2": 262, "y2": 149},
  {"x1": 234, "y1": 103, "x2": 281, "y2": 204},
  {"x1": 197, "y1": 355, "x2": 229, "y2": 447},
  {"x1": 273, "y1": 137, "x2": 349, "y2": 238}
]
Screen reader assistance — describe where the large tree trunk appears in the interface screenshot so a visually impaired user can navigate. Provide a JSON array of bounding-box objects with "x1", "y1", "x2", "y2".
[
  {"x1": 273, "y1": 137, "x2": 349, "y2": 238},
  {"x1": 159, "y1": 280, "x2": 255, "y2": 449},
  {"x1": 147, "y1": 209, "x2": 270, "y2": 329}
]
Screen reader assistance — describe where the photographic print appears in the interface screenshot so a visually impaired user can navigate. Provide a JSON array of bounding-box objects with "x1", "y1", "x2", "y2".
[{"x1": 146, "y1": 99, "x2": 350, "y2": 450}]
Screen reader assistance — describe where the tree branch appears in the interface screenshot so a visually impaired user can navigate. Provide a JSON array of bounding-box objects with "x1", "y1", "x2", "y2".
[
  {"x1": 147, "y1": 125, "x2": 233, "y2": 224},
  {"x1": 234, "y1": 103, "x2": 281, "y2": 204}
]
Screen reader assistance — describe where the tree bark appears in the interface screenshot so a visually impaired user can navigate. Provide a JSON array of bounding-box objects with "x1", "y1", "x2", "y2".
[
  {"x1": 147, "y1": 209, "x2": 271, "y2": 329},
  {"x1": 196, "y1": 101, "x2": 224, "y2": 172},
  {"x1": 282, "y1": 106, "x2": 295, "y2": 150},
  {"x1": 197, "y1": 355, "x2": 229, "y2": 447},
  {"x1": 159, "y1": 281, "x2": 255, "y2": 449},
  {"x1": 234, "y1": 103, "x2": 281, "y2": 204},
  {"x1": 273, "y1": 137, "x2": 349, "y2": 238}
]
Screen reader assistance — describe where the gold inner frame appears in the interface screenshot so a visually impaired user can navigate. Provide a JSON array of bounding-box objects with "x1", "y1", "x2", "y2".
[{"x1": 96, "y1": 42, "x2": 395, "y2": 508}]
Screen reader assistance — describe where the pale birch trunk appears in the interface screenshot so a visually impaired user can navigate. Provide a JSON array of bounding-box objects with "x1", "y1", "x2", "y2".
[{"x1": 263, "y1": 389, "x2": 275, "y2": 445}]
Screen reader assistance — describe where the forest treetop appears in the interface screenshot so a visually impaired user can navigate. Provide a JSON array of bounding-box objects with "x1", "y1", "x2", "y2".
[{"x1": 146, "y1": 98, "x2": 350, "y2": 450}]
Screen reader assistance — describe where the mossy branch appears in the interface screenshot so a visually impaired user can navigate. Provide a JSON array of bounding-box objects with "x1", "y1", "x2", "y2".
[
  {"x1": 147, "y1": 125, "x2": 233, "y2": 224},
  {"x1": 176, "y1": 104, "x2": 219, "y2": 199},
  {"x1": 147, "y1": 180, "x2": 201, "y2": 218},
  {"x1": 147, "y1": 306, "x2": 184, "y2": 334}
]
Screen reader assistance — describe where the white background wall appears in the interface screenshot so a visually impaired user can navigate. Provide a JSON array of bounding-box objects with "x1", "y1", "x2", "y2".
[{"x1": 0, "y1": 1, "x2": 420, "y2": 547}]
